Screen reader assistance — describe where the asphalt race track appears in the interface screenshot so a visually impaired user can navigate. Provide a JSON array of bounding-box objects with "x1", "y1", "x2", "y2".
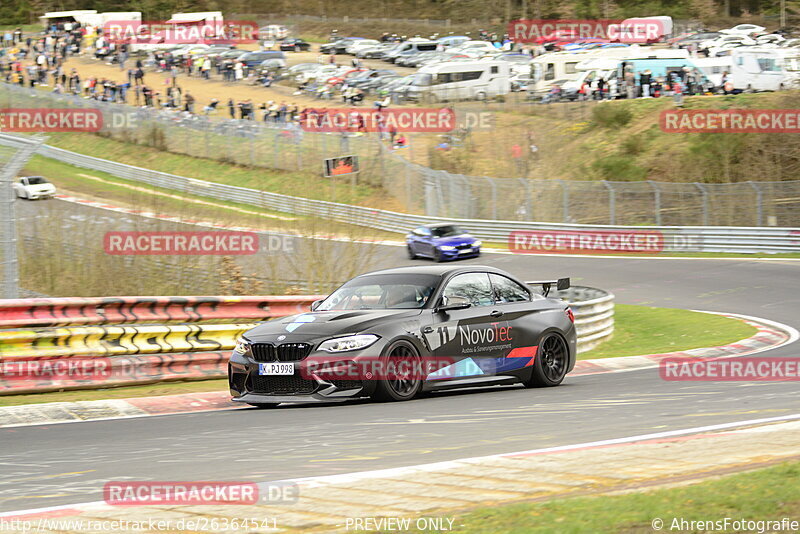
[{"x1": 2, "y1": 198, "x2": 799, "y2": 512}]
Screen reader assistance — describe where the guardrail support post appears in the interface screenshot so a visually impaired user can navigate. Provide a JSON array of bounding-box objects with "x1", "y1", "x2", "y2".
[
  {"x1": 748, "y1": 181, "x2": 763, "y2": 226},
  {"x1": 695, "y1": 183, "x2": 710, "y2": 226},
  {"x1": 603, "y1": 181, "x2": 616, "y2": 225},
  {"x1": 648, "y1": 180, "x2": 662, "y2": 226}
]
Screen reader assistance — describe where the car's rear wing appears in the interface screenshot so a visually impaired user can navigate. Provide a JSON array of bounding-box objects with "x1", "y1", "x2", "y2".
[{"x1": 525, "y1": 278, "x2": 570, "y2": 297}]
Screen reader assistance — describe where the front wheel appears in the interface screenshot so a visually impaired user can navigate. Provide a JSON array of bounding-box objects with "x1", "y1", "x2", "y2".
[
  {"x1": 434, "y1": 249, "x2": 444, "y2": 262},
  {"x1": 407, "y1": 245, "x2": 417, "y2": 259},
  {"x1": 247, "y1": 403, "x2": 281, "y2": 408},
  {"x1": 372, "y1": 342, "x2": 422, "y2": 402},
  {"x1": 525, "y1": 333, "x2": 569, "y2": 387}
]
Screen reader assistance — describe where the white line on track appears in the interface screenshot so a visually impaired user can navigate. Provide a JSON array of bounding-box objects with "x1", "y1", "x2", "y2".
[{"x1": 3, "y1": 413, "x2": 800, "y2": 518}]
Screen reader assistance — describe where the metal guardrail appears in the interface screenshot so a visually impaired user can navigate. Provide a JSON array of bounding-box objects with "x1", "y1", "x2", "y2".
[
  {"x1": 1, "y1": 133, "x2": 797, "y2": 254},
  {"x1": 558, "y1": 286, "x2": 615, "y2": 353},
  {"x1": 0, "y1": 289, "x2": 613, "y2": 393}
]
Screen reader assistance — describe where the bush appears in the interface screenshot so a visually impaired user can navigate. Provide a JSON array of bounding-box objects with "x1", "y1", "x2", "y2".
[
  {"x1": 592, "y1": 104, "x2": 633, "y2": 129},
  {"x1": 590, "y1": 155, "x2": 647, "y2": 181}
]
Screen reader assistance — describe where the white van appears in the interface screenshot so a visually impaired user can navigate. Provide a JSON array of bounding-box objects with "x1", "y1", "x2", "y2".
[
  {"x1": 730, "y1": 48, "x2": 790, "y2": 91},
  {"x1": 385, "y1": 40, "x2": 439, "y2": 62},
  {"x1": 407, "y1": 61, "x2": 511, "y2": 101}
]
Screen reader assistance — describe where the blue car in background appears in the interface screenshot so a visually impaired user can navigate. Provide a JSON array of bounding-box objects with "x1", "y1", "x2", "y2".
[{"x1": 406, "y1": 223, "x2": 481, "y2": 262}]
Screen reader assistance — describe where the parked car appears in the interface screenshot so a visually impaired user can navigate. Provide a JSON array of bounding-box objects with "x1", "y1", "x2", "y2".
[
  {"x1": 346, "y1": 39, "x2": 380, "y2": 55},
  {"x1": 280, "y1": 38, "x2": 311, "y2": 52},
  {"x1": 320, "y1": 37, "x2": 364, "y2": 55},
  {"x1": 239, "y1": 50, "x2": 286, "y2": 68},
  {"x1": 719, "y1": 24, "x2": 766, "y2": 36},
  {"x1": 13, "y1": 176, "x2": 56, "y2": 200},
  {"x1": 356, "y1": 43, "x2": 395, "y2": 59}
]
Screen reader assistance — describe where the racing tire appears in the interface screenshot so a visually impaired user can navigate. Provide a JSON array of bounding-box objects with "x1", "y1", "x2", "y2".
[
  {"x1": 525, "y1": 332, "x2": 569, "y2": 387},
  {"x1": 372, "y1": 341, "x2": 423, "y2": 402},
  {"x1": 247, "y1": 403, "x2": 281, "y2": 408},
  {"x1": 407, "y1": 245, "x2": 417, "y2": 259},
  {"x1": 434, "y1": 249, "x2": 444, "y2": 262}
]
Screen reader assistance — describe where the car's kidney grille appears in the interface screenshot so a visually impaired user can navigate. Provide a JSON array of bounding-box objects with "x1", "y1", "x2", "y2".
[
  {"x1": 251, "y1": 343, "x2": 277, "y2": 362},
  {"x1": 456, "y1": 243, "x2": 473, "y2": 250},
  {"x1": 277, "y1": 343, "x2": 312, "y2": 362},
  {"x1": 250, "y1": 343, "x2": 311, "y2": 362},
  {"x1": 249, "y1": 375, "x2": 316, "y2": 394}
]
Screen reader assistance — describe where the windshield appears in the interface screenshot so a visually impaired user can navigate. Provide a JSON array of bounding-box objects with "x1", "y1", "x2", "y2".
[
  {"x1": 431, "y1": 225, "x2": 464, "y2": 238},
  {"x1": 26, "y1": 177, "x2": 48, "y2": 185},
  {"x1": 413, "y1": 73, "x2": 432, "y2": 86},
  {"x1": 317, "y1": 274, "x2": 439, "y2": 310}
]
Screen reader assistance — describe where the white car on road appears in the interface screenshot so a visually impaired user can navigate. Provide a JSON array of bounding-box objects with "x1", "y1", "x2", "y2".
[{"x1": 13, "y1": 176, "x2": 56, "y2": 200}]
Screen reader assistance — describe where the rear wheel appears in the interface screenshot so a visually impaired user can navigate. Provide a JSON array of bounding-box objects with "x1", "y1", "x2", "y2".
[
  {"x1": 525, "y1": 333, "x2": 568, "y2": 387},
  {"x1": 372, "y1": 342, "x2": 422, "y2": 402}
]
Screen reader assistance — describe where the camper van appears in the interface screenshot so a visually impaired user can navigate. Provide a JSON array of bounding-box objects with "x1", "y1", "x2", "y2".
[
  {"x1": 406, "y1": 61, "x2": 511, "y2": 101},
  {"x1": 730, "y1": 48, "x2": 791, "y2": 91},
  {"x1": 527, "y1": 46, "x2": 687, "y2": 96}
]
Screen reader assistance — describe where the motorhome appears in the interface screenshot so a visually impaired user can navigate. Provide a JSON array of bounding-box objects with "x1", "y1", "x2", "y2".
[
  {"x1": 407, "y1": 61, "x2": 511, "y2": 101},
  {"x1": 729, "y1": 48, "x2": 791, "y2": 91},
  {"x1": 527, "y1": 45, "x2": 686, "y2": 95}
]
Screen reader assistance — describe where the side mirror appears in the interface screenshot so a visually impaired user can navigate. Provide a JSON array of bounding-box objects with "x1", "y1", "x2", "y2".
[
  {"x1": 311, "y1": 299, "x2": 324, "y2": 311},
  {"x1": 436, "y1": 295, "x2": 471, "y2": 312}
]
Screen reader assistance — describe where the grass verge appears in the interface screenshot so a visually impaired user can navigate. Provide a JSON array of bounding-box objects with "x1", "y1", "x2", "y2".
[
  {"x1": 433, "y1": 459, "x2": 800, "y2": 533},
  {"x1": 579, "y1": 304, "x2": 757, "y2": 360}
]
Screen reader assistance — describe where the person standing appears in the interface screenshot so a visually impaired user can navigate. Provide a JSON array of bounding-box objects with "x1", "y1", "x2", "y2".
[{"x1": 639, "y1": 70, "x2": 652, "y2": 98}]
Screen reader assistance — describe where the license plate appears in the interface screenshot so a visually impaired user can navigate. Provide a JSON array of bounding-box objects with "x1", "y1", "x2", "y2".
[
  {"x1": 459, "y1": 248, "x2": 472, "y2": 254},
  {"x1": 258, "y1": 363, "x2": 294, "y2": 376}
]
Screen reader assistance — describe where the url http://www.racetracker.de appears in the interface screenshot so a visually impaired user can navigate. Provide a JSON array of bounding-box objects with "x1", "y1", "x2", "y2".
[{"x1": 0, "y1": 517, "x2": 280, "y2": 532}]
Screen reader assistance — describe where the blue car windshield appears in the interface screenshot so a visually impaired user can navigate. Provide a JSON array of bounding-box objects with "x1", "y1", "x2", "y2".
[{"x1": 431, "y1": 225, "x2": 464, "y2": 238}]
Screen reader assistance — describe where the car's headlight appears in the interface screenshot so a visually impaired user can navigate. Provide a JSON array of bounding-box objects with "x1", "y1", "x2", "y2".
[
  {"x1": 439, "y1": 246, "x2": 456, "y2": 251},
  {"x1": 318, "y1": 334, "x2": 379, "y2": 353},
  {"x1": 473, "y1": 241, "x2": 482, "y2": 247},
  {"x1": 233, "y1": 337, "x2": 251, "y2": 354}
]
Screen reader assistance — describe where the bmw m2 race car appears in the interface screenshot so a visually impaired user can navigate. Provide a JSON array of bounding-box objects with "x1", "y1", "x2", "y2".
[{"x1": 228, "y1": 265, "x2": 576, "y2": 406}]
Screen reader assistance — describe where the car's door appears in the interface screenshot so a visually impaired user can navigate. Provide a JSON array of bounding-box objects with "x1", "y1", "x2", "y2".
[
  {"x1": 425, "y1": 272, "x2": 509, "y2": 380},
  {"x1": 411, "y1": 226, "x2": 433, "y2": 256},
  {"x1": 487, "y1": 273, "x2": 552, "y2": 372}
]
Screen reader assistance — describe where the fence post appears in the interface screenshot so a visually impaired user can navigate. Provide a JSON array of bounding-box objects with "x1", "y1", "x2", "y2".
[
  {"x1": 748, "y1": 181, "x2": 763, "y2": 226},
  {"x1": 695, "y1": 183, "x2": 710, "y2": 225},
  {"x1": 648, "y1": 180, "x2": 661, "y2": 226},
  {"x1": 557, "y1": 179, "x2": 569, "y2": 223},
  {"x1": 603, "y1": 181, "x2": 616, "y2": 225},
  {"x1": 405, "y1": 163, "x2": 412, "y2": 212},
  {"x1": 519, "y1": 178, "x2": 532, "y2": 221},
  {"x1": 485, "y1": 177, "x2": 498, "y2": 220}
]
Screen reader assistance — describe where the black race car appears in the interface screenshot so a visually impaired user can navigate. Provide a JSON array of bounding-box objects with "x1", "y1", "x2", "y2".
[{"x1": 228, "y1": 265, "x2": 576, "y2": 406}]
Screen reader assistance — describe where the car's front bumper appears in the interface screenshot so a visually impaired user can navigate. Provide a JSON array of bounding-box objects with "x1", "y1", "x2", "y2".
[
  {"x1": 439, "y1": 247, "x2": 481, "y2": 260},
  {"x1": 228, "y1": 343, "x2": 395, "y2": 402}
]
